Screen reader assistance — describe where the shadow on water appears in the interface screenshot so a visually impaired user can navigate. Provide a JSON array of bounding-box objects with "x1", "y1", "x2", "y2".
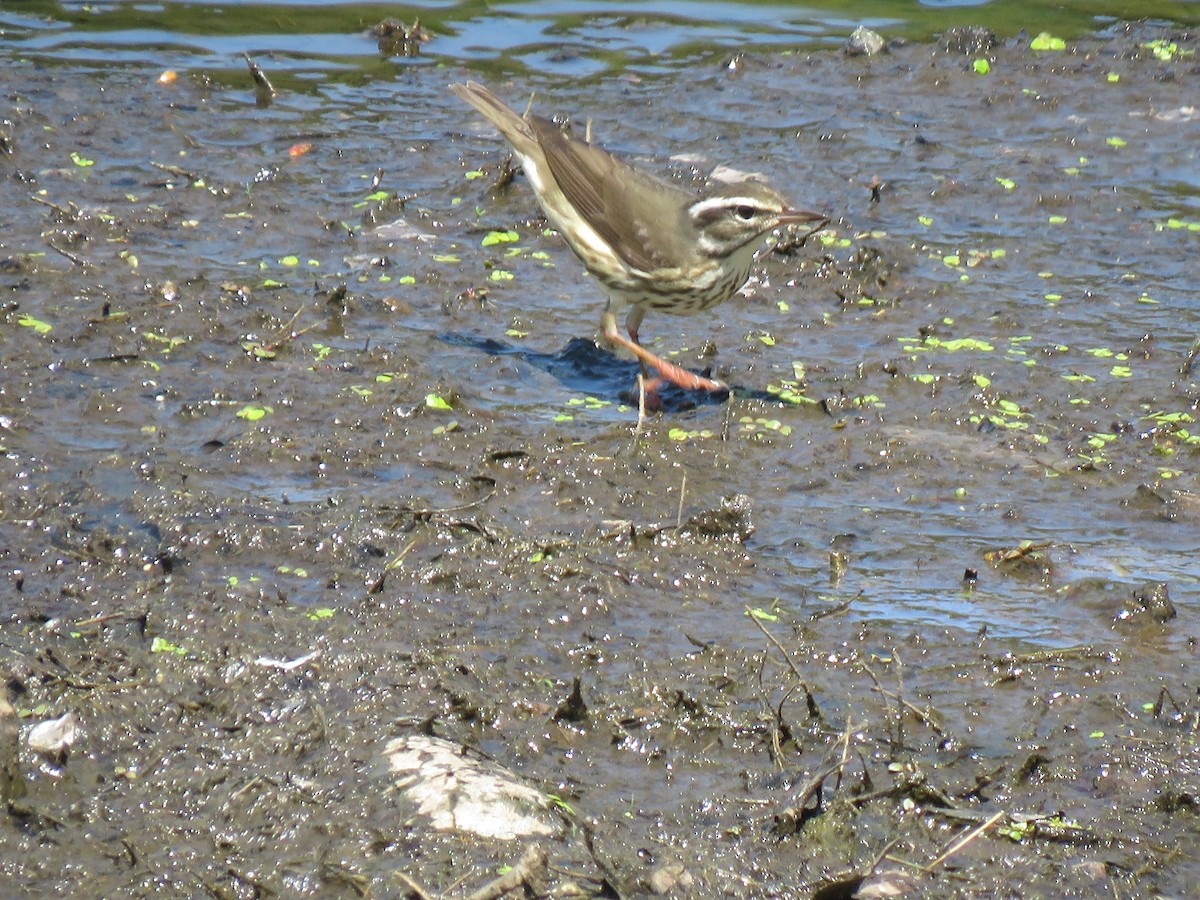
[{"x1": 438, "y1": 331, "x2": 735, "y2": 411}]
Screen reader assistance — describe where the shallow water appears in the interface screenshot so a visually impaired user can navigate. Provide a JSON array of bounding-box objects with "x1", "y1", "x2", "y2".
[{"x1": 4, "y1": 0, "x2": 1200, "y2": 76}]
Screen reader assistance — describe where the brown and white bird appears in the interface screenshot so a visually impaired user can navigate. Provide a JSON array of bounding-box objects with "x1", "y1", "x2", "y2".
[{"x1": 451, "y1": 81, "x2": 827, "y2": 397}]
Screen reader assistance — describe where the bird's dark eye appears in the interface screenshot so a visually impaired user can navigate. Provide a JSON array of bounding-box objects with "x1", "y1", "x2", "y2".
[{"x1": 735, "y1": 205, "x2": 756, "y2": 220}]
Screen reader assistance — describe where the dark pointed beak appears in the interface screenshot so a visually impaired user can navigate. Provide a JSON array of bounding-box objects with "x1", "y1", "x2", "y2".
[{"x1": 779, "y1": 208, "x2": 830, "y2": 228}]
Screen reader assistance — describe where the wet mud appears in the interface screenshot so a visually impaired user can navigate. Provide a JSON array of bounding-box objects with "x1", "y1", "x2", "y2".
[{"x1": 1, "y1": 19, "x2": 1199, "y2": 898}]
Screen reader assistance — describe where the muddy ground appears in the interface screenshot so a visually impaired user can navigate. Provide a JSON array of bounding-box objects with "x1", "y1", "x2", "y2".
[{"x1": 1, "y1": 16, "x2": 1199, "y2": 898}]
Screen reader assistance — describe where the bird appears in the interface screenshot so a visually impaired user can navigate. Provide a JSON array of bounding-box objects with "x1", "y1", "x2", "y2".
[{"x1": 450, "y1": 81, "x2": 827, "y2": 400}]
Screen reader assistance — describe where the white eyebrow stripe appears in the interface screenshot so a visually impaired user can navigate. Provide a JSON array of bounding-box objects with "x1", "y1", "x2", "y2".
[{"x1": 687, "y1": 196, "x2": 768, "y2": 218}]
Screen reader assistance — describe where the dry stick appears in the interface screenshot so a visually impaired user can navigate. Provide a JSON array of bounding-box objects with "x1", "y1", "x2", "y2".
[
  {"x1": 871, "y1": 681, "x2": 944, "y2": 735},
  {"x1": 768, "y1": 680, "x2": 808, "y2": 767},
  {"x1": 746, "y1": 608, "x2": 832, "y2": 739},
  {"x1": 858, "y1": 661, "x2": 898, "y2": 749},
  {"x1": 45, "y1": 239, "x2": 91, "y2": 269},
  {"x1": 368, "y1": 536, "x2": 420, "y2": 595},
  {"x1": 390, "y1": 483, "x2": 499, "y2": 519},
  {"x1": 675, "y1": 473, "x2": 687, "y2": 531},
  {"x1": 865, "y1": 837, "x2": 903, "y2": 873},
  {"x1": 773, "y1": 757, "x2": 846, "y2": 835},
  {"x1": 465, "y1": 845, "x2": 548, "y2": 900},
  {"x1": 261, "y1": 304, "x2": 308, "y2": 351},
  {"x1": 73, "y1": 611, "x2": 145, "y2": 628},
  {"x1": 772, "y1": 718, "x2": 858, "y2": 835},
  {"x1": 1182, "y1": 338, "x2": 1200, "y2": 377},
  {"x1": 745, "y1": 606, "x2": 807, "y2": 683},
  {"x1": 150, "y1": 161, "x2": 203, "y2": 183},
  {"x1": 31, "y1": 195, "x2": 80, "y2": 219},
  {"x1": 395, "y1": 870, "x2": 435, "y2": 900},
  {"x1": 922, "y1": 810, "x2": 1006, "y2": 874}
]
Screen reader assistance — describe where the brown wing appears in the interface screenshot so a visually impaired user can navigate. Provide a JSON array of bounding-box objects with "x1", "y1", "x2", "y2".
[{"x1": 529, "y1": 115, "x2": 696, "y2": 274}]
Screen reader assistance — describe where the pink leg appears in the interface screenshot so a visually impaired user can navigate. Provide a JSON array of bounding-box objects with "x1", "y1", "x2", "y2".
[{"x1": 601, "y1": 310, "x2": 726, "y2": 393}]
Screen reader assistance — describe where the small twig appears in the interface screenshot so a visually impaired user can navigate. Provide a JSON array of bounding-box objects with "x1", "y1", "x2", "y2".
[
  {"x1": 256, "y1": 304, "x2": 308, "y2": 352},
  {"x1": 395, "y1": 870, "x2": 435, "y2": 900},
  {"x1": 31, "y1": 195, "x2": 80, "y2": 219},
  {"x1": 1182, "y1": 338, "x2": 1200, "y2": 377},
  {"x1": 41, "y1": 671, "x2": 150, "y2": 692},
  {"x1": 45, "y1": 238, "x2": 91, "y2": 269},
  {"x1": 860, "y1": 661, "x2": 902, "y2": 750},
  {"x1": 870, "y1": 682, "x2": 945, "y2": 736},
  {"x1": 807, "y1": 594, "x2": 856, "y2": 622},
  {"x1": 675, "y1": 473, "x2": 687, "y2": 531},
  {"x1": 384, "y1": 482, "x2": 499, "y2": 521},
  {"x1": 923, "y1": 810, "x2": 1005, "y2": 873},
  {"x1": 368, "y1": 537, "x2": 420, "y2": 595},
  {"x1": 465, "y1": 845, "x2": 548, "y2": 900},
  {"x1": 865, "y1": 837, "x2": 902, "y2": 873},
  {"x1": 745, "y1": 606, "x2": 807, "y2": 684},
  {"x1": 150, "y1": 161, "x2": 203, "y2": 183},
  {"x1": 73, "y1": 611, "x2": 145, "y2": 629},
  {"x1": 773, "y1": 759, "x2": 844, "y2": 835},
  {"x1": 772, "y1": 720, "x2": 857, "y2": 836}
]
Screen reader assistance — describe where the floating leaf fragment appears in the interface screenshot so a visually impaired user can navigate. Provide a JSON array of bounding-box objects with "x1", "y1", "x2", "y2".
[
  {"x1": 745, "y1": 606, "x2": 779, "y2": 622},
  {"x1": 236, "y1": 403, "x2": 273, "y2": 421},
  {"x1": 1030, "y1": 32, "x2": 1066, "y2": 51},
  {"x1": 18, "y1": 314, "x2": 52, "y2": 334},
  {"x1": 481, "y1": 229, "x2": 520, "y2": 247},
  {"x1": 151, "y1": 637, "x2": 186, "y2": 655}
]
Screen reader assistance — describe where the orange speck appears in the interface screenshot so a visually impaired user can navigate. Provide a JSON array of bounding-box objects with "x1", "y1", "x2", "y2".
[
  {"x1": 157, "y1": 70, "x2": 178, "y2": 85},
  {"x1": 288, "y1": 142, "x2": 313, "y2": 158}
]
